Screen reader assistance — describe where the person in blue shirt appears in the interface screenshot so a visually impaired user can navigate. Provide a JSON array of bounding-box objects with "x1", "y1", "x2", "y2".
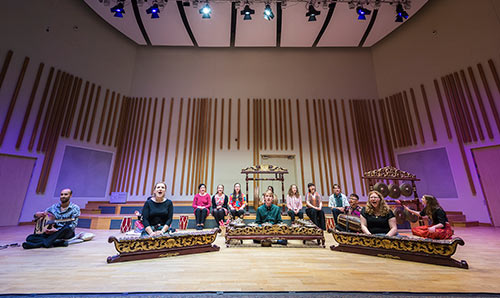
[
  {"x1": 328, "y1": 184, "x2": 349, "y2": 227},
  {"x1": 23, "y1": 188, "x2": 80, "y2": 249}
]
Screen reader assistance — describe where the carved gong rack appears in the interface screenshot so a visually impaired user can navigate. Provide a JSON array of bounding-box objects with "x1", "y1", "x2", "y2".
[{"x1": 241, "y1": 164, "x2": 288, "y2": 212}]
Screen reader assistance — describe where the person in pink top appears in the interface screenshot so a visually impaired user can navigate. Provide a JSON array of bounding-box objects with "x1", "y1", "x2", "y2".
[
  {"x1": 192, "y1": 184, "x2": 211, "y2": 230},
  {"x1": 286, "y1": 184, "x2": 303, "y2": 222},
  {"x1": 229, "y1": 183, "x2": 247, "y2": 219}
]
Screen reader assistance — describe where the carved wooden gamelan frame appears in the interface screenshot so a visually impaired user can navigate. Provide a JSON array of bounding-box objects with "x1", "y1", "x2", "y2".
[{"x1": 241, "y1": 164, "x2": 288, "y2": 212}]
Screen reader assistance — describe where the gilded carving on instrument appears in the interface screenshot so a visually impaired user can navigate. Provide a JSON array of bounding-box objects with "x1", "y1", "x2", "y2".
[
  {"x1": 363, "y1": 166, "x2": 418, "y2": 180},
  {"x1": 331, "y1": 231, "x2": 463, "y2": 257}
]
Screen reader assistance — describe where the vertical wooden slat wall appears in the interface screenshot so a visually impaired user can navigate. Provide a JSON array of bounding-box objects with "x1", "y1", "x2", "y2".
[{"x1": 2, "y1": 48, "x2": 499, "y2": 200}]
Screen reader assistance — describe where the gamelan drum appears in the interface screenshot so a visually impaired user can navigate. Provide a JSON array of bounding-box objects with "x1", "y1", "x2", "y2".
[{"x1": 337, "y1": 214, "x2": 361, "y2": 232}]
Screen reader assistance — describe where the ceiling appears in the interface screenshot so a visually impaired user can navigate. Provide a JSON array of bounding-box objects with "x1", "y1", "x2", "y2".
[{"x1": 84, "y1": 0, "x2": 428, "y2": 47}]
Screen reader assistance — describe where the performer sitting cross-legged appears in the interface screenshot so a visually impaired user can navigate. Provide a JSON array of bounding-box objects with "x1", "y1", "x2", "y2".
[
  {"x1": 305, "y1": 183, "x2": 326, "y2": 230},
  {"x1": 23, "y1": 188, "x2": 80, "y2": 249},
  {"x1": 229, "y1": 183, "x2": 246, "y2": 219},
  {"x1": 256, "y1": 190, "x2": 283, "y2": 225},
  {"x1": 141, "y1": 182, "x2": 174, "y2": 237},
  {"x1": 328, "y1": 184, "x2": 349, "y2": 227},
  {"x1": 286, "y1": 184, "x2": 303, "y2": 222},
  {"x1": 211, "y1": 184, "x2": 229, "y2": 227},
  {"x1": 193, "y1": 183, "x2": 211, "y2": 230},
  {"x1": 403, "y1": 195, "x2": 453, "y2": 239},
  {"x1": 360, "y1": 191, "x2": 398, "y2": 237}
]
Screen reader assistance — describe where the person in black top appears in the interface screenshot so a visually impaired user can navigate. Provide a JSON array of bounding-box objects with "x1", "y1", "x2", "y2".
[
  {"x1": 211, "y1": 184, "x2": 229, "y2": 227},
  {"x1": 403, "y1": 195, "x2": 454, "y2": 239},
  {"x1": 360, "y1": 190, "x2": 398, "y2": 236},
  {"x1": 141, "y1": 182, "x2": 174, "y2": 237}
]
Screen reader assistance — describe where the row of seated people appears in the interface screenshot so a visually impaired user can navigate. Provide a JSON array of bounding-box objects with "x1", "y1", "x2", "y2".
[{"x1": 22, "y1": 181, "x2": 453, "y2": 249}]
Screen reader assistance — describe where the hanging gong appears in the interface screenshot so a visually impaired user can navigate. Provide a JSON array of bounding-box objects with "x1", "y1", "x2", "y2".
[
  {"x1": 388, "y1": 183, "x2": 401, "y2": 198},
  {"x1": 374, "y1": 182, "x2": 389, "y2": 197},
  {"x1": 394, "y1": 206, "x2": 407, "y2": 225},
  {"x1": 404, "y1": 208, "x2": 419, "y2": 223},
  {"x1": 400, "y1": 182, "x2": 413, "y2": 197}
]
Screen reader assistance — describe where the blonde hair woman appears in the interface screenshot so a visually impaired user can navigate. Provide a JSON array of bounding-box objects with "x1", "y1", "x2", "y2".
[{"x1": 360, "y1": 191, "x2": 397, "y2": 237}]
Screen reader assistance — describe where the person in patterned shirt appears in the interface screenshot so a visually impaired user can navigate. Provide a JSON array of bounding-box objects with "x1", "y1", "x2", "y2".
[
  {"x1": 229, "y1": 183, "x2": 246, "y2": 219},
  {"x1": 23, "y1": 188, "x2": 80, "y2": 249}
]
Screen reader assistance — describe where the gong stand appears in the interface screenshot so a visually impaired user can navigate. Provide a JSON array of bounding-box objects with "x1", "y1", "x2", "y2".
[
  {"x1": 241, "y1": 165, "x2": 289, "y2": 213},
  {"x1": 362, "y1": 166, "x2": 422, "y2": 212}
]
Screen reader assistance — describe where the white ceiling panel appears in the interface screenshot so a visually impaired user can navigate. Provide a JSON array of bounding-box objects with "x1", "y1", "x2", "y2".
[
  {"x1": 317, "y1": 3, "x2": 370, "y2": 47},
  {"x1": 280, "y1": 2, "x2": 327, "y2": 47},
  {"x1": 235, "y1": 2, "x2": 277, "y2": 47},
  {"x1": 363, "y1": 0, "x2": 428, "y2": 47},
  {"x1": 84, "y1": 0, "x2": 146, "y2": 45},
  {"x1": 140, "y1": 0, "x2": 193, "y2": 46},
  {"x1": 185, "y1": 2, "x2": 231, "y2": 47}
]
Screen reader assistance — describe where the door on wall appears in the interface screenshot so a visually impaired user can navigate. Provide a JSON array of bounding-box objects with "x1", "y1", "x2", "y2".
[
  {"x1": 472, "y1": 145, "x2": 500, "y2": 227},
  {"x1": 0, "y1": 154, "x2": 36, "y2": 226}
]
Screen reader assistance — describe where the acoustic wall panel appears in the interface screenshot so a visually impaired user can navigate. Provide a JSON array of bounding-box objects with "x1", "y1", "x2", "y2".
[
  {"x1": 54, "y1": 146, "x2": 113, "y2": 197},
  {"x1": 397, "y1": 148, "x2": 458, "y2": 198}
]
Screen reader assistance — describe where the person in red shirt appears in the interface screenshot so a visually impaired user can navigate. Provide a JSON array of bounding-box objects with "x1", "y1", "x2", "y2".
[
  {"x1": 229, "y1": 183, "x2": 247, "y2": 219},
  {"x1": 192, "y1": 184, "x2": 211, "y2": 230}
]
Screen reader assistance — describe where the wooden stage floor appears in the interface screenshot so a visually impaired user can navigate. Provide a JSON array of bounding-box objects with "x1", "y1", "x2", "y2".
[{"x1": 0, "y1": 225, "x2": 499, "y2": 295}]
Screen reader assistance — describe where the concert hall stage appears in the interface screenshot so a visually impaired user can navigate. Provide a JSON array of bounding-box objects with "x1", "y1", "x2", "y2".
[{"x1": 1, "y1": 226, "x2": 499, "y2": 296}]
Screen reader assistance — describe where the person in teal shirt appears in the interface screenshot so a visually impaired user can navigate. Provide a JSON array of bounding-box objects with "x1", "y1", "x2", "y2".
[{"x1": 256, "y1": 190, "x2": 282, "y2": 224}]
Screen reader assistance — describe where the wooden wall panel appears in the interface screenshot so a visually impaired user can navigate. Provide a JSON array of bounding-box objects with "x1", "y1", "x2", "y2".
[
  {"x1": 327, "y1": 99, "x2": 340, "y2": 188},
  {"x1": 135, "y1": 98, "x2": 152, "y2": 195},
  {"x1": 320, "y1": 100, "x2": 333, "y2": 191},
  {"x1": 477, "y1": 63, "x2": 500, "y2": 134},
  {"x1": 432, "y1": 80, "x2": 452, "y2": 140},
  {"x1": 179, "y1": 98, "x2": 192, "y2": 195},
  {"x1": 228, "y1": 98, "x2": 232, "y2": 150},
  {"x1": 16, "y1": 62, "x2": 44, "y2": 149},
  {"x1": 73, "y1": 81, "x2": 89, "y2": 140},
  {"x1": 288, "y1": 99, "x2": 294, "y2": 151},
  {"x1": 29, "y1": 67, "x2": 54, "y2": 151},
  {"x1": 468, "y1": 67, "x2": 493, "y2": 139},
  {"x1": 0, "y1": 50, "x2": 13, "y2": 89},
  {"x1": 102, "y1": 92, "x2": 116, "y2": 145},
  {"x1": 210, "y1": 98, "x2": 218, "y2": 193},
  {"x1": 460, "y1": 70, "x2": 484, "y2": 141},
  {"x1": 334, "y1": 100, "x2": 347, "y2": 191},
  {"x1": 312, "y1": 99, "x2": 325, "y2": 195},
  {"x1": 296, "y1": 99, "x2": 305, "y2": 195},
  {"x1": 305, "y1": 100, "x2": 316, "y2": 186},
  {"x1": 109, "y1": 94, "x2": 121, "y2": 146},
  {"x1": 0, "y1": 57, "x2": 29, "y2": 147}
]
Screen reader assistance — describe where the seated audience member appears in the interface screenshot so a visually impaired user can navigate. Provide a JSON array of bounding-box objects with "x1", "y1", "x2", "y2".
[
  {"x1": 286, "y1": 184, "x2": 303, "y2": 222},
  {"x1": 345, "y1": 193, "x2": 362, "y2": 217},
  {"x1": 404, "y1": 195, "x2": 453, "y2": 239},
  {"x1": 193, "y1": 183, "x2": 211, "y2": 230},
  {"x1": 305, "y1": 183, "x2": 326, "y2": 230},
  {"x1": 141, "y1": 182, "x2": 174, "y2": 237},
  {"x1": 23, "y1": 188, "x2": 80, "y2": 249},
  {"x1": 211, "y1": 184, "x2": 229, "y2": 227},
  {"x1": 260, "y1": 185, "x2": 278, "y2": 205},
  {"x1": 229, "y1": 183, "x2": 246, "y2": 219},
  {"x1": 256, "y1": 190, "x2": 283, "y2": 225},
  {"x1": 328, "y1": 184, "x2": 350, "y2": 226},
  {"x1": 360, "y1": 191, "x2": 398, "y2": 237}
]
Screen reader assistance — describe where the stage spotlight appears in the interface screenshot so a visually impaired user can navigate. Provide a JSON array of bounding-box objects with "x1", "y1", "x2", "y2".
[
  {"x1": 199, "y1": 2, "x2": 212, "y2": 19},
  {"x1": 395, "y1": 3, "x2": 409, "y2": 22},
  {"x1": 306, "y1": 4, "x2": 320, "y2": 22},
  {"x1": 356, "y1": 6, "x2": 371, "y2": 20},
  {"x1": 146, "y1": 3, "x2": 160, "y2": 19},
  {"x1": 241, "y1": 4, "x2": 255, "y2": 20},
  {"x1": 263, "y1": 4, "x2": 274, "y2": 21},
  {"x1": 110, "y1": 2, "x2": 125, "y2": 18}
]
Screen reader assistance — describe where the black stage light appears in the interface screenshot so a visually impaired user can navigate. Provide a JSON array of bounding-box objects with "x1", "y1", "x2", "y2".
[
  {"x1": 110, "y1": 2, "x2": 125, "y2": 18},
  {"x1": 146, "y1": 3, "x2": 160, "y2": 19},
  {"x1": 264, "y1": 4, "x2": 274, "y2": 21},
  {"x1": 356, "y1": 6, "x2": 371, "y2": 20},
  {"x1": 241, "y1": 4, "x2": 255, "y2": 20},
  {"x1": 306, "y1": 4, "x2": 320, "y2": 22},
  {"x1": 199, "y1": 3, "x2": 212, "y2": 19},
  {"x1": 395, "y1": 3, "x2": 409, "y2": 22}
]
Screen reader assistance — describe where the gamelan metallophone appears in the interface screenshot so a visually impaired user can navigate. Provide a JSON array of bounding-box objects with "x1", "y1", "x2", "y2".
[
  {"x1": 107, "y1": 228, "x2": 220, "y2": 263},
  {"x1": 329, "y1": 229, "x2": 468, "y2": 269},
  {"x1": 225, "y1": 220, "x2": 325, "y2": 247}
]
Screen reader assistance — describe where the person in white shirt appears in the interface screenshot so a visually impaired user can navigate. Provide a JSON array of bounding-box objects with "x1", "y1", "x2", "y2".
[{"x1": 328, "y1": 184, "x2": 349, "y2": 226}]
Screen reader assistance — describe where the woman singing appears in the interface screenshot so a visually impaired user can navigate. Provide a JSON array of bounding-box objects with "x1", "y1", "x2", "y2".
[
  {"x1": 360, "y1": 191, "x2": 398, "y2": 237},
  {"x1": 141, "y1": 182, "x2": 174, "y2": 237}
]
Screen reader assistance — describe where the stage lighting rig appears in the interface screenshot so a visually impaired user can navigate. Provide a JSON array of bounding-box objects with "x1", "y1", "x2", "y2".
[
  {"x1": 146, "y1": 3, "x2": 161, "y2": 18},
  {"x1": 306, "y1": 3, "x2": 320, "y2": 22},
  {"x1": 110, "y1": 1, "x2": 125, "y2": 18},
  {"x1": 241, "y1": 4, "x2": 255, "y2": 20},
  {"x1": 199, "y1": 2, "x2": 212, "y2": 18},
  {"x1": 395, "y1": 3, "x2": 409, "y2": 22},
  {"x1": 263, "y1": 4, "x2": 274, "y2": 21},
  {"x1": 356, "y1": 6, "x2": 371, "y2": 20}
]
